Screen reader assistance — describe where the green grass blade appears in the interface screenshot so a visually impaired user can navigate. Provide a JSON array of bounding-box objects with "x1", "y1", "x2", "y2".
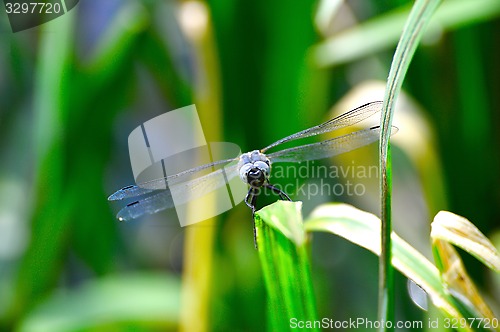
[
  {"x1": 83, "y1": 2, "x2": 148, "y2": 81},
  {"x1": 17, "y1": 273, "x2": 180, "y2": 332},
  {"x1": 255, "y1": 201, "x2": 318, "y2": 331},
  {"x1": 8, "y1": 10, "x2": 76, "y2": 322},
  {"x1": 379, "y1": 143, "x2": 395, "y2": 330},
  {"x1": 304, "y1": 203, "x2": 473, "y2": 331},
  {"x1": 312, "y1": 0, "x2": 500, "y2": 67},
  {"x1": 379, "y1": 0, "x2": 442, "y2": 329},
  {"x1": 256, "y1": 200, "x2": 306, "y2": 247}
]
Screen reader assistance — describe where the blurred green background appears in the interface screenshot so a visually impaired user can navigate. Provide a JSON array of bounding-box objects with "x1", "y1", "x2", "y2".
[{"x1": 0, "y1": 0, "x2": 499, "y2": 331}]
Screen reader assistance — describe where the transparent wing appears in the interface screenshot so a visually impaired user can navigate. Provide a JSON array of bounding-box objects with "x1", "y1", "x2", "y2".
[
  {"x1": 108, "y1": 157, "x2": 238, "y2": 201},
  {"x1": 267, "y1": 126, "x2": 398, "y2": 163},
  {"x1": 117, "y1": 191, "x2": 174, "y2": 221},
  {"x1": 261, "y1": 101, "x2": 383, "y2": 153},
  {"x1": 115, "y1": 164, "x2": 240, "y2": 221}
]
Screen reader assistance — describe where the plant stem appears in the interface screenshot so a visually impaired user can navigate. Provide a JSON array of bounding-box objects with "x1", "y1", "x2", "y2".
[{"x1": 378, "y1": 0, "x2": 442, "y2": 330}]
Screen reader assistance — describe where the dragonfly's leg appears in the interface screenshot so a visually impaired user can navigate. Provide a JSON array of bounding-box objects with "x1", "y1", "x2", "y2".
[
  {"x1": 251, "y1": 192, "x2": 258, "y2": 249},
  {"x1": 266, "y1": 184, "x2": 292, "y2": 201},
  {"x1": 245, "y1": 188, "x2": 259, "y2": 249},
  {"x1": 244, "y1": 187, "x2": 252, "y2": 208},
  {"x1": 279, "y1": 190, "x2": 292, "y2": 201},
  {"x1": 245, "y1": 187, "x2": 256, "y2": 213}
]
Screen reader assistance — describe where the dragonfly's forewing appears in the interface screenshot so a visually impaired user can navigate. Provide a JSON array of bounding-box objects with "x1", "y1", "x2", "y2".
[
  {"x1": 108, "y1": 157, "x2": 238, "y2": 201},
  {"x1": 261, "y1": 101, "x2": 383, "y2": 153},
  {"x1": 115, "y1": 163, "x2": 240, "y2": 221},
  {"x1": 268, "y1": 126, "x2": 398, "y2": 163}
]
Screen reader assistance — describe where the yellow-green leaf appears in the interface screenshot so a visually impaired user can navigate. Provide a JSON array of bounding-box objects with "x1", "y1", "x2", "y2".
[{"x1": 431, "y1": 211, "x2": 500, "y2": 272}]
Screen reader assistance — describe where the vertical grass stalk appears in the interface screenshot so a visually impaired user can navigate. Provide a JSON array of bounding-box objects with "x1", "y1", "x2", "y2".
[{"x1": 379, "y1": 0, "x2": 442, "y2": 330}]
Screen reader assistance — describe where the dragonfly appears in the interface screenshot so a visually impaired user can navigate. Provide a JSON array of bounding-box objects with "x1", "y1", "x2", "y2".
[{"x1": 109, "y1": 101, "x2": 397, "y2": 236}]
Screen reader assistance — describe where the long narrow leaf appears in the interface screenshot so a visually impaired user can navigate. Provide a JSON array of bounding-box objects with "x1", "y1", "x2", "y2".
[
  {"x1": 313, "y1": 0, "x2": 500, "y2": 67},
  {"x1": 255, "y1": 201, "x2": 318, "y2": 331},
  {"x1": 304, "y1": 203, "x2": 474, "y2": 332},
  {"x1": 431, "y1": 211, "x2": 500, "y2": 330},
  {"x1": 431, "y1": 211, "x2": 500, "y2": 272}
]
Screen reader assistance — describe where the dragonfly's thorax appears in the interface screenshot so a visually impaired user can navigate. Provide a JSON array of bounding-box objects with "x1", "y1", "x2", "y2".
[{"x1": 238, "y1": 150, "x2": 271, "y2": 188}]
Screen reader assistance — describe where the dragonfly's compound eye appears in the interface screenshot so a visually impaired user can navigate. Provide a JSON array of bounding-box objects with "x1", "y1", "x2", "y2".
[
  {"x1": 239, "y1": 163, "x2": 253, "y2": 183},
  {"x1": 250, "y1": 150, "x2": 261, "y2": 159},
  {"x1": 254, "y1": 161, "x2": 270, "y2": 177}
]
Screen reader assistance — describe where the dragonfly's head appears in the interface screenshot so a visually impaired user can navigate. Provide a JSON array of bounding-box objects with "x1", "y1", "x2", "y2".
[{"x1": 238, "y1": 150, "x2": 271, "y2": 188}]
